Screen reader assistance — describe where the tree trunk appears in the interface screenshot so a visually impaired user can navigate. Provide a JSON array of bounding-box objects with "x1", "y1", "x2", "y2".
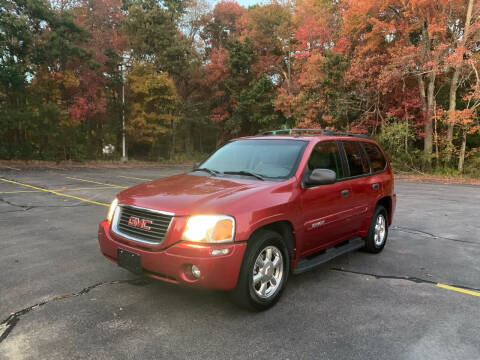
[
  {"x1": 405, "y1": 117, "x2": 409, "y2": 154},
  {"x1": 184, "y1": 117, "x2": 193, "y2": 153},
  {"x1": 434, "y1": 105, "x2": 439, "y2": 163},
  {"x1": 199, "y1": 127, "x2": 203, "y2": 153},
  {"x1": 458, "y1": 130, "x2": 467, "y2": 173},
  {"x1": 446, "y1": 69, "x2": 460, "y2": 160},
  {"x1": 169, "y1": 119, "x2": 176, "y2": 160},
  {"x1": 403, "y1": 80, "x2": 409, "y2": 154},
  {"x1": 424, "y1": 72, "x2": 436, "y2": 168},
  {"x1": 446, "y1": 0, "x2": 474, "y2": 162},
  {"x1": 417, "y1": 75, "x2": 427, "y2": 117},
  {"x1": 417, "y1": 74, "x2": 435, "y2": 168},
  {"x1": 287, "y1": 47, "x2": 291, "y2": 94}
]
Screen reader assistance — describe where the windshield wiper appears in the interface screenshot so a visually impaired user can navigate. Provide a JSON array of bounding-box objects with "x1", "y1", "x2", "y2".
[
  {"x1": 191, "y1": 168, "x2": 221, "y2": 177},
  {"x1": 223, "y1": 170, "x2": 265, "y2": 181}
]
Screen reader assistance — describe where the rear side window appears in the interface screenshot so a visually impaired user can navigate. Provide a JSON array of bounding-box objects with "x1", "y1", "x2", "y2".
[
  {"x1": 363, "y1": 142, "x2": 387, "y2": 172},
  {"x1": 342, "y1": 141, "x2": 370, "y2": 177},
  {"x1": 306, "y1": 141, "x2": 345, "y2": 179}
]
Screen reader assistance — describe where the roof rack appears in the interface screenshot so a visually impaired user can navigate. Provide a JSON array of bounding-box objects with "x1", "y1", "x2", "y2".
[
  {"x1": 257, "y1": 128, "x2": 370, "y2": 139},
  {"x1": 327, "y1": 131, "x2": 371, "y2": 139}
]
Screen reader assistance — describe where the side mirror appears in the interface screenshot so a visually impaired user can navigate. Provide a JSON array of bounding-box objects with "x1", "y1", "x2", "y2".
[
  {"x1": 193, "y1": 162, "x2": 201, "y2": 169},
  {"x1": 306, "y1": 169, "x2": 336, "y2": 186}
]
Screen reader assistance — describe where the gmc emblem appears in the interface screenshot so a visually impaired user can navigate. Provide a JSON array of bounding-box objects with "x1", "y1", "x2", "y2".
[{"x1": 127, "y1": 216, "x2": 152, "y2": 230}]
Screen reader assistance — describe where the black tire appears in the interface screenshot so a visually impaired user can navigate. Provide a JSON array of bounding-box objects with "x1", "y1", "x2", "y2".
[
  {"x1": 230, "y1": 229, "x2": 290, "y2": 311},
  {"x1": 364, "y1": 205, "x2": 388, "y2": 253}
]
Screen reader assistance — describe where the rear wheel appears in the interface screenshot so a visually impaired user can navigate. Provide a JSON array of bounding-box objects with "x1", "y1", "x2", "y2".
[
  {"x1": 230, "y1": 230, "x2": 289, "y2": 311},
  {"x1": 364, "y1": 205, "x2": 388, "y2": 253}
]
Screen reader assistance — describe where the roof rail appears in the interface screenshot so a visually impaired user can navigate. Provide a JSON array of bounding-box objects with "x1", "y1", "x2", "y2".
[
  {"x1": 258, "y1": 128, "x2": 330, "y2": 136},
  {"x1": 257, "y1": 128, "x2": 370, "y2": 139},
  {"x1": 326, "y1": 131, "x2": 371, "y2": 139}
]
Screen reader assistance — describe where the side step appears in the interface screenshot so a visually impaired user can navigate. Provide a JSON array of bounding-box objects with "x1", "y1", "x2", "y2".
[{"x1": 293, "y1": 237, "x2": 365, "y2": 275}]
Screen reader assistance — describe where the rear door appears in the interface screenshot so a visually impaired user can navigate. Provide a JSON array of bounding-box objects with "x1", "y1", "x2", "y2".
[
  {"x1": 361, "y1": 141, "x2": 388, "y2": 208},
  {"x1": 300, "y1": 141, "x2": 358, "y2": 254},
  {"x1": 339, "y1": 141, "x2": 372, "y2": 232}
]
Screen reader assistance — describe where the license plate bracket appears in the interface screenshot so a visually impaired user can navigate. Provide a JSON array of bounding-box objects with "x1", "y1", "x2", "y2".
[{"x1": 117, "y1": 248, "x2": 142, "y2": 275}]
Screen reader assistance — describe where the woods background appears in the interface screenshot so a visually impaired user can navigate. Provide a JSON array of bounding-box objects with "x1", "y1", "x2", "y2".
[{"x1": 1, "y1": 0, "x2": 480, "y2": 176}]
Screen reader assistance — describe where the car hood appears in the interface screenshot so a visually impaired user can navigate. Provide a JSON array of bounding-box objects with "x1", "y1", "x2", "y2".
[{"x1": 116, "y1": 173, "x2": 274, "y2": 216}]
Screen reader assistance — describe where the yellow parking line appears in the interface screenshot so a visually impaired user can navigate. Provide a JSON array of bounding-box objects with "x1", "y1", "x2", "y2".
[
  {"x1": 0, "y1": 166, "x2": 20, "y2": 171},
  {"x1": 60, "y1": 186, "x2": 119, "y2": 191},
  {"x1": 67, "y1": 176, "x2": 127, "y2": 188},
  {"x1": 118, "y1": 175, "x2": 153, "y2": 181},
  {"x1": 58, "y1": 186, "x2": 120, "y2": 191},
  {"x1": 0, "y1": 178, "x2": 109, "y2": 207},
  {"x1": 0, "y1": 186, "x2": 119, "y2": 194},
  {"x1": 437, "y1": 283, "x2": 480, "y2": 297}
]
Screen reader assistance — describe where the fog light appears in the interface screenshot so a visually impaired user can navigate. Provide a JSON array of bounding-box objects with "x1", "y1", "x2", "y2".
[
  {"x1": 211, "y1": 248, "x2": 230, "y2": 256},
  {"x1": 191, "y1": 265, "x2": 201, "y2": 279}
]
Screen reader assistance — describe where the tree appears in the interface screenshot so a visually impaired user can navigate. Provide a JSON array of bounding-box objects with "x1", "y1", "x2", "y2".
[
  {"x1": 124, "y1": 0, "x2": 191, "y2": 81},
  {"x1": 445, "y1": 58, "x2": 480, "y2": 172},
  {"x1": 341, "y1": 0, "x2": 454, "y2": 168},
  {"x1": 245, "y1": 1, "x2": 295, "y2": 92},
  {"x1": 274, "y1": 0, "x2": 347, "y2": 128},
  {"x1": 230, "y1": 75, "x2": 283, "y2": 134},
  {"x1": 177, "y1": 0, "x2": 212, "y2": 153},
  {"x1": 0, "y1": 0, "x2": 91, "y2": 159},
  {"x1": 127, "y1": 63, "x2": 180, "y2": 157},
  {"x1": 201, "y1": 0, "x2": 246, "y2": 51},
  {"x1": 71, "y1": 0, "x2": 127, "y2": 156},
  {"x1": 445, "y1": 0, "x2": 479, "y2": 162},
  {"x1": 1, "y1": 0, "x2": 480, "y2": 171}
]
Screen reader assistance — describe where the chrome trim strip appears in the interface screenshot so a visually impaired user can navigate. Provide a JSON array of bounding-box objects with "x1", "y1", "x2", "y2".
[
  {"x1": 119, "y1": 204, "x2": 174, "y2": 217},
  {"x1": 112, "y1": 204, "x2": 174, "y2": 245}
]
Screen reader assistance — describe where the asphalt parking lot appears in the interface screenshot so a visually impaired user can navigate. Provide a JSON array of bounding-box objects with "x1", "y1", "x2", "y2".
[{"x1": 0, "y1": 165, "x2": 479, "y2": 360}]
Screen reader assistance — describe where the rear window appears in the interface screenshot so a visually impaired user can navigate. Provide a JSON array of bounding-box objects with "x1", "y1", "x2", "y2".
[
  {"x1": 363, "y1": 142, "x2": 387, "y2": 172},
  {"x1": 342, "y1": 141, "x2": 370, "y2": 177}
]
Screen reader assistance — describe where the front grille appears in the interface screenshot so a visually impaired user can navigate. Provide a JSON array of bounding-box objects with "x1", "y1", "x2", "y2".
[{"x1": 115, "y1": 205, "x2": 173, "y2": 244}]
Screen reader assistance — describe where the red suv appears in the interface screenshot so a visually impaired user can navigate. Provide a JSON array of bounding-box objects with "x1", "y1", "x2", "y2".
[{"x1": 98, "y1": 129, "x2": 396, "y2": 310}]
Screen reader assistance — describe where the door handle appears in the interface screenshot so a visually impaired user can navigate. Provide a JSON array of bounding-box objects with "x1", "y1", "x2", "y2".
[
  {"x1": 341, "y1": 189, "x2": 350, "y2": 197},
  {"x1": 372, "y1": 183, "x2": 379, "y2": 190}
]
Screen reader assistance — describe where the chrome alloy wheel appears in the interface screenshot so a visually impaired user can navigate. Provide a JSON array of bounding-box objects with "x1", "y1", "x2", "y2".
[
  {"x1": 374, "y1": 214, "x2": 386, "y2": 246},
  {"x1": 252, "y1": 246, "x2": 284, "y2": 299}
]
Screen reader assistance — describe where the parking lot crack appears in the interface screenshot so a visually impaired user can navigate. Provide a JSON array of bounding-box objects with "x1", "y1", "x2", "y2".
[
  {"x1": 0, "y1": 198, "x2": 34, "y2": 211},
  {"x1": 0, "y1": 278, "x2": 148, "y2": 344},
  {"x1": 391, "y1": 226, "x2": 475, "y2": 244},
  {"x1": 0, "y1": 197, "x2": 94, "y2": 212},
  {"x1": 331, "y1": 268, "x2": 480, "y2": 292}
]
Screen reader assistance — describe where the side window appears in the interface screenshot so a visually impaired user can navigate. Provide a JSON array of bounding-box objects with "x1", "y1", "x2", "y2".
[
  {"x1": 363, "y1": 142, "x2": 387, "y2": 172},
  {"x1": 306, "y1": 141, "x2": 345, "y2": 179},
  {"x1": 342, "y1": 141, "x2": 370, "y2": 177}
]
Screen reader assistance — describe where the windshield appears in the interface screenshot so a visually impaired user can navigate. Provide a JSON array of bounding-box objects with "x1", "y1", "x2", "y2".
[{"x1": 197, "y1": 139, "x2": 308, "y2": 180}]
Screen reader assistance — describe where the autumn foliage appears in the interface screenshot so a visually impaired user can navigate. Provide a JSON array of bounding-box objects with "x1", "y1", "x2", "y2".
[{"x1": 1, "y1": 0, "x2": 479, "y2": 173}]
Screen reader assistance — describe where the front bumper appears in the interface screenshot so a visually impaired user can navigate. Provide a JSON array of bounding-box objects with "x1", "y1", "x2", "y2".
[{"x1": 98, "y1": 220, "x2": 247, "y2": 290}]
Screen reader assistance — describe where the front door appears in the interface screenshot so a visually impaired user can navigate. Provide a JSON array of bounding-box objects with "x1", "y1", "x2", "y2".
[{"x1": 300, "y1": 141, "x2": 358, "y2": 255}]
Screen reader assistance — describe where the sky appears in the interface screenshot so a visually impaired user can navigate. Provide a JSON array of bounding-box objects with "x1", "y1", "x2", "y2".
[{"x1": 210, "y1": 0, "x2": 266, "y2": 8}]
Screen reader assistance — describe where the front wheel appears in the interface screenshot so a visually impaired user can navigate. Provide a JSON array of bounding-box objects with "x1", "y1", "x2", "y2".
[
  {"x1": 364, "y1": 205, "x2": 388, "y2": 253},
  {"x1": 230, "y1": 230, "x2": 289, "y2": 311}
]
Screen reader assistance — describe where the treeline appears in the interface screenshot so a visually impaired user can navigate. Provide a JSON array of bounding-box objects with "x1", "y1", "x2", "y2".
[{"x1": 1, "y1": 0, "x2": 479, "y2": 175}]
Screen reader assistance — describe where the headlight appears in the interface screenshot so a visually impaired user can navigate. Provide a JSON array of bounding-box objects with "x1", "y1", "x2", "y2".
[
  {"x1": 107, "y1": 198, "x2": 118, "y2": 223},
  {"x1": 181, "y1": 215, "x2": 235, "y2": 243}
]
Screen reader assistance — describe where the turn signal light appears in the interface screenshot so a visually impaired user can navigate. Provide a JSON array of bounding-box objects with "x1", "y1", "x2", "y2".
[{"x1": 212, "y1": 219, "x2": 234, "y2": 242}]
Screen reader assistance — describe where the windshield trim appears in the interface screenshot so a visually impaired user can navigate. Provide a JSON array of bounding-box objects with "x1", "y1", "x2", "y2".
[{"x1": 194, "y1": 139, "x2": 309, "y2": 181}]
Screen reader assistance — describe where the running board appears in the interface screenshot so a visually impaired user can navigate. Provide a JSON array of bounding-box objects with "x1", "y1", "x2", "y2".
[{"x1": 293, "y1": 237, "x2": 365, "y2": 275}]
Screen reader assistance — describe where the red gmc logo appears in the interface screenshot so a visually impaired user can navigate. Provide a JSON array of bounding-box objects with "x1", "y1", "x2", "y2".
[{"x1": 127, "y1": 216, "x2": 153, "y2": 230}]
